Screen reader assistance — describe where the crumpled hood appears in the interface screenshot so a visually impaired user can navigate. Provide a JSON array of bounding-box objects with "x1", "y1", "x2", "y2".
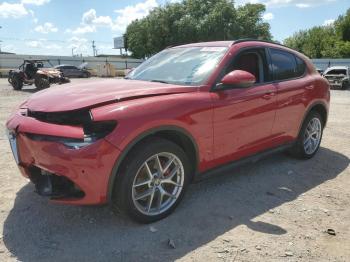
[{"x1": 25, "y1": 78, "x2": 197, "y2": 112}]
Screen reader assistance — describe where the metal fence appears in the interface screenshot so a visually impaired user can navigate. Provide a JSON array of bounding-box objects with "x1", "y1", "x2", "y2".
[
  {"x1": 1, "y1": 54, "x2": 349, "y2": 75},
  {"x1": 311, "y1": 59, "x2": 350, "y2": 71},
  {"x1": 0, "y1": 53, "x2": 143, "y2": 73}
]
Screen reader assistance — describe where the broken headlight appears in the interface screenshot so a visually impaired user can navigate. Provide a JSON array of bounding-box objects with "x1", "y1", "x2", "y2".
[
  {"x1": 27, "y1": 121, "x2": 117, "y2": 149},
  {"x1": 63, "y1": 121, "x2": 117, "y2": 149}
]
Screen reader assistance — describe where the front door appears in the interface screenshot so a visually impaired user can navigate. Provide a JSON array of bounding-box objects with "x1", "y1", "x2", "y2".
[{"x1": 211, "y1": 48, "x2": 277, "y2": 166}]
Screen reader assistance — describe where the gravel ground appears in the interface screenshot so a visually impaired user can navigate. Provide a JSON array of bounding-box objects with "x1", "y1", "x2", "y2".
[{"x1": 0, "y1": 78, "x2": 349, "y2": 262}]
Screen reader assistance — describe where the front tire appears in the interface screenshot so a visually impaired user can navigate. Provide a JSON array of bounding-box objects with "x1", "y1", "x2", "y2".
[
  {"x1": 341, "y1": 81, "x2": 350, "y2": 90},
  {"x1": 35, "y1": 77, "x2": 50, "y2": 89},
  {"x1": 289, "y1": 111, "x2": 323, "y2": 159},
  {"x1": 112, "y1": 138, "x2": 191, "y2": 223},
  {"x1": 11, "y1": 75, "x2": 23, "y2": 90}
]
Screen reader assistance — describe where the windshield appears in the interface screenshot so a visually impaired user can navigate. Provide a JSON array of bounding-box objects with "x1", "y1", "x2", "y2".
[{"x1": 127, "y1": 46, "x2": 228, "y2": 86}]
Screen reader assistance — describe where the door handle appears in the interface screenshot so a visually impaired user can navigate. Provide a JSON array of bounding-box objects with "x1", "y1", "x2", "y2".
[
  {"x1": 262, "y1": 91, "x2": 275, "y2": 100},
  {"x1": 305, "y1": 85, "x2": 314, "y2": 90}
]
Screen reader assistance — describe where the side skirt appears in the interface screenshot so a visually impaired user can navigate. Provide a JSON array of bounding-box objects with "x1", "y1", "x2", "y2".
[{"x1": 194, "y1": 142, "x2": 295, "y2": 183}]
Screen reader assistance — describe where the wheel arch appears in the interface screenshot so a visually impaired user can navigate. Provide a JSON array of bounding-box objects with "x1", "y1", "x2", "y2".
[
  {"x1": 298, "y1": 101, "x2": 328, "y2": 137},
  {"x1": 107, "y1": 125, "x2": 199, "y2": 202},
  {"x1": 308, "y1": 102, "x2": 328, "y2": 127}
]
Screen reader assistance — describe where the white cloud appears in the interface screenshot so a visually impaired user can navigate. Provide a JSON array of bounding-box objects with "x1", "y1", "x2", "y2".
[
  {"x1": 21, "y1": 0, "x2": 50, "y2": 6},
  {"x1": 112, "y1": 0, "x2": 158, "y2": 32},
  {"x1": 296, "y1": 3, "x2": 310, "y2": 8},
  {"x1": 323, "y1": 19, "x2": 335, "y2": 26},
  {"x1": 0, "y1": 2, "x2": 28, "y2": 18},
  {"x1": 34, "y1": 22, "x2": 58, "y2": 33},
  {"x1": 263, "y1": 12, "x2": 274, "y2": 20},
  {"x1": 82, "y1": 9, "x2": 112, "y2": 27},
  {"x1": 25, "y1": 39, "x2": 61, "y2": 50},
  {"x1": 2, "y1": 44, "x2": 16, "y2": 53},
  {"x1": 69, "y1": 25, "x2": 96, "y2": 35},
  {"x1": 26, "y1": 40, "x2": 43, "y2": 48},
  {"x1": 67, "y1": 8, "x2": 113, "y2": 35},
  {"x1": 67, "y1": 37, "x2": 89, "y2": 55}
]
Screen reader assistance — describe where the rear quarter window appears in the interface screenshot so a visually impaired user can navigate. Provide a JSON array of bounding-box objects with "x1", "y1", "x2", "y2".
[{"x1": 295, "y1": 56, "x2": 306, "y2": 77}]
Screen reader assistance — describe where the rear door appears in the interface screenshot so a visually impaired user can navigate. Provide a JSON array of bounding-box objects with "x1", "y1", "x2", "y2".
[
  {"x1": 268, "y1": 48, "x2": 310, "y2": 142},
  {"x1": 70, "y1": 66, "x2": 82, "y2": 77},
  {"x1": 211, "y1": 47, "x2": 278, "y2": 165},
  {"x1": 60, "y1": 66, "x2": 70, "y2": 77}
]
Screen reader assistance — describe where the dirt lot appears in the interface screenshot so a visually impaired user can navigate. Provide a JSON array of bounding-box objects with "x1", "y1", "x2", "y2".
[{"x1": 0, "y1": 78, "x2": 349, "y2": 262}]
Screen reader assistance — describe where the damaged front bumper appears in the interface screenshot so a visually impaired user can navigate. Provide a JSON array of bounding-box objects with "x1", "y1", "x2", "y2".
[{"x1": 6, "y1": 110, "x2": 121, "y2": 205}]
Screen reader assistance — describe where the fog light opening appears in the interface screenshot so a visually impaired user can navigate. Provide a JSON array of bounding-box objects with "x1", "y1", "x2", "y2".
[{"x1": 28, "y1": 166, "x2": 85, "y2": 199}]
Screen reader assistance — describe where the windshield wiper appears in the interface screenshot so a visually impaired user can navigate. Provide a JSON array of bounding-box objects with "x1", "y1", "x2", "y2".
[{"x1": 150, "y1": 79, "x2": 169, "y2": 84}]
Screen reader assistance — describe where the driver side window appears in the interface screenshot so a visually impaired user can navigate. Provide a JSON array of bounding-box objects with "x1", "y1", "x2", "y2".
[{"x1": 226, "y1": 48, "x2": 270, "y2": 84}]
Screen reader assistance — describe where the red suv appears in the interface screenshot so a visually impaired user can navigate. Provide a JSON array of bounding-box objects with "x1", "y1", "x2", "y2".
[{"x1": 6, "y1": 40, "x2": 330, "y2": 223}]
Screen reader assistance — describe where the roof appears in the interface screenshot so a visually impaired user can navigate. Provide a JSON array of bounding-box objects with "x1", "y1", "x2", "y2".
[
  {"x1": 174, "y1": 41, "x2": 234, "y2": 48},
  {"x1": 173, "y1": 39, "x2": 290, "y2": 49},
  {"x1": 54, "y1": 64, "x2": 73, "y2": 67},
  {"x1": 324, "y1": 66, "x2": 348, "y2": 70}
]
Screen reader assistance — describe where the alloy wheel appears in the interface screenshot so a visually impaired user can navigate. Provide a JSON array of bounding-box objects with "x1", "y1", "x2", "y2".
[
  {"x1": 303, "y1": 117, "x2": 322, "y2": 155},
  {"x1": 132, "y1": 152, "x2": 184, "y2": 216}
]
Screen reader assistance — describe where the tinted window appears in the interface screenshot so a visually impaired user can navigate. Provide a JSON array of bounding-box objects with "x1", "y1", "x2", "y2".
[
  {"x1": 227, "y1": 48, "x2": 270, "y2": 84},
  {"x1": 270, "y1": 49, "x2": 297, "y2": 81},
  {"x1": 295, "y1": 56, "x2": 306, "y2": 77},
  {"x1": 325, "y1": 69, "x2": 347, "y2": 75}
]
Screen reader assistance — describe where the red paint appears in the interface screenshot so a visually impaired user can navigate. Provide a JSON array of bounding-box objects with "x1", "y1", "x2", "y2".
[
  {"x1": 6, "y1": 40, "x2": 330, "y2": 205},
  {"x1": 221, "y1": 70, "x2": 256, "y2": 86}
]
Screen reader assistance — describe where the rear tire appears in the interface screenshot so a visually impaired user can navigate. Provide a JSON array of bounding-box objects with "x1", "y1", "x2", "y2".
[
  {"x1": 112, "y1": 138, "x2": 191, "y2": 223},
  {"x1": 289, "y1": 111, "x2": 323, "y2": 159}
]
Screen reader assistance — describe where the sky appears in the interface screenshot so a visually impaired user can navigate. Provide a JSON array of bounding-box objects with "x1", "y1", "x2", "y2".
[{"x1": 0, "y1": 0, "x2": 348, "y2": 56}]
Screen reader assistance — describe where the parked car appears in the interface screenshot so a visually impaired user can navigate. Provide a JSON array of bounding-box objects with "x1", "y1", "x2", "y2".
[
  {"x1": 323, "y1": 66, "x2": 350, "y2": 90},
  {"x1": 8, "y1": 60, "x2": 70, "y2": 90},
  {"x1": 6, "y1": 40, "x2": 330, "y2": 223},
  {"x1": 316, "y1": 68, "x2": 324, "y2": 75},
  {"x1": 54, "y1": 63, "x2": 91, "y2": 78}
]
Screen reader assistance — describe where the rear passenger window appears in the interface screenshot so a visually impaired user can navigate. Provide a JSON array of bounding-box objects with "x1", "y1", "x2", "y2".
[
  {"x1": 270, "y1": 49, "x2": 297, "y2": 81},
  {"x1": 295, "y1": 56, "x2": 306, "y2": 77}
]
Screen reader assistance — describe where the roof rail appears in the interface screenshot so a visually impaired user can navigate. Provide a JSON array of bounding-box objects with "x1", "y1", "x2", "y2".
[{"x1": 233, "y1": 38, "x2": 286, "y2": 48}]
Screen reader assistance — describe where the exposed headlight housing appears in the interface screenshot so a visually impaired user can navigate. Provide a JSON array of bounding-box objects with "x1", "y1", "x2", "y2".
[
  {"x1": 63, "y1": 121, "x2": 117, "y2": 149},
  {"x1": 26, "y1": 108, "x2": 117, "y2": 149}
]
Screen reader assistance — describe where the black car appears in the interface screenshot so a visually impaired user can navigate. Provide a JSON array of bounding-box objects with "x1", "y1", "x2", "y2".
[{"x1": 54, "y1": 64, "x2": 91, "y2": 78}]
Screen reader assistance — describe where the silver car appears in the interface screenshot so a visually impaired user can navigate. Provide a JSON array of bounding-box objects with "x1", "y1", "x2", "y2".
[{"x1": 54, "y1": 64, "x2": 91, "y2": 78}]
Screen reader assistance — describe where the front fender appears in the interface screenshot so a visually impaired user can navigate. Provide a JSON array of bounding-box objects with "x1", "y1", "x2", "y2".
[{"x1": 90, "y1": 92, "x2": 214, "y2": 169}]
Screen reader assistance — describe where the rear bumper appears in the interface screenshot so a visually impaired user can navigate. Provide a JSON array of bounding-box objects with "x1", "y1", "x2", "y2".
[{"x1": 7, "y1": 113, "x2": 121, "y2": 205}]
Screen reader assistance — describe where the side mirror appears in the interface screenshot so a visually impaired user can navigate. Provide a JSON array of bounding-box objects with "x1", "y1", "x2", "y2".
[{"x1": 215, "y1": 70, "x2": 256, "y2": 90}]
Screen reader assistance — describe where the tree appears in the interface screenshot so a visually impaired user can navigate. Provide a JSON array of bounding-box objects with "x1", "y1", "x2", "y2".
[
  {"x1": 125, "y1": 0, "x2": 271, "y2": 58},
  {"x1": 284, "y1": 8, "x2": 350, "y2": 58},
  {"x1": 335, "y1": 9, "x2": 350, "y2": 41}
]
